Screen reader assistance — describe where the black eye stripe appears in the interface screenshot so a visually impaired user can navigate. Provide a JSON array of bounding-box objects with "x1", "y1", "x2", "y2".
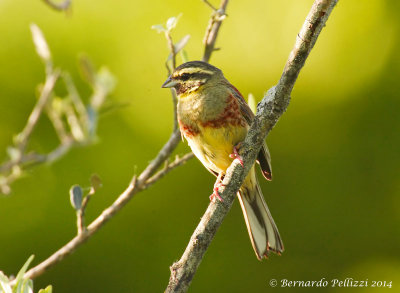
[
  {"x1": 176, "y1": 72, "x2": 212, "y2": 81},
  {"x1": 180, "y1": 73, "x2": 190, "y2": 81}
]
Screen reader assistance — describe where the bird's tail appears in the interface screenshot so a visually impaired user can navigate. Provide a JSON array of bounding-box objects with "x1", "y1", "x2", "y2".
[{"x1": 237, "y1": 168, "x2": 284, "y2": 260}]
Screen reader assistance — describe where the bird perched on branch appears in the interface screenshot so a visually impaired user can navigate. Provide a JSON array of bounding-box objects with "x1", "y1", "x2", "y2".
[{"x1": 162, "y1": 61, "x2": 283, "y2": 260}]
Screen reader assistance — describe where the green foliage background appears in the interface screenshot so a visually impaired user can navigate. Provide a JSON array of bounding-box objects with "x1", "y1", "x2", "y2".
[{"x1": 1, "y1": 0, "x2": 399, "y2": 292}]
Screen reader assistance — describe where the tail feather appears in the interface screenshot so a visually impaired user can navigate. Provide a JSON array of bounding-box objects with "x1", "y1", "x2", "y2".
[{"x1": 237, "y1": 169, "x2": 284, "y2": 259}]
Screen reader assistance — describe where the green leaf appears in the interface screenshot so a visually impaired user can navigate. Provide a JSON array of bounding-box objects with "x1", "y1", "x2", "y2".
[
  {"x1": 166, "y1": 14, "x2": 182, "y2": 32},
  {"x1": 51, "y1": 97, "x2": 64, "y2": 115},
  {"x1": 69, "y1": 185, "x2": 83, "y2": 210},
  {"x1": 174, "y1": 35, "x2": 190, "y2": 54},
  {"x1": 38, "y1": 285, "x2": 53, "y2": 293},
  {"x1": 151, "y1": 24, "x2": 165, "y2": 33},
  {"x1": 180, "y1": 50, "x2": 189, "y2": 63},
  {"x1": 95, "y1": 67, "x2": 117, "y2": 94},
  {"x1": 90, "y1": 174, "x2": 102, "y2": 193},
  {"x1": 12, "y1": 255, "x2": 34, "y2": 293},
  {"x1": 20, "y1": 279, "x2": 33, "y2": 293},
  {"x1": 30, "y1": 24, "x2": 51, "y2": 63},
  {"x1": 78, "y1": 54, "x2": 96, "y2": 86},
  {"x1": 248, "y1": 93, "x2": 257, "y2": 114},
  {"x1": 87, "y1": 105, "x2": 98, "y2": 137},
  {"x1": 167, "y1": 35, "x2": 190, "y2": 62},
  {"x1": 0, "y1": 271, "x2": 12, "y2": 293}
]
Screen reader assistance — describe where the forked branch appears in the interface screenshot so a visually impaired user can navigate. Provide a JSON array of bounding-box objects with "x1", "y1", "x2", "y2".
[{"x1": 11, "y1": 0, "x2": 227, "y2": 284}]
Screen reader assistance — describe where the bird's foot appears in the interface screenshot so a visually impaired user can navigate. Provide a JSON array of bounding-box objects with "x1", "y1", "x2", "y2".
[
  {"x1": 229, "y1": 142, "x2": 244, "y2": 167},
  {"x1": 209, "y1": 180, "x2": 224, "y2": 202}
]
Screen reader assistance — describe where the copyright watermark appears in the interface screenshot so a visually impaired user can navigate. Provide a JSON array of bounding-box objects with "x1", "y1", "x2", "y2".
[
  {"x1": 269, "y1": 279, "x2": 278, "y2": 287},
  {"x1": 268, "y1": 278, "x2": 393, "y2": 288}
]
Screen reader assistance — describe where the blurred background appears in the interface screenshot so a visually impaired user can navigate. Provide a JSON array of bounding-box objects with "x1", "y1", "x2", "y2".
[{"x1": 1, "y1": 0, "x2": 399, "y2": 292}]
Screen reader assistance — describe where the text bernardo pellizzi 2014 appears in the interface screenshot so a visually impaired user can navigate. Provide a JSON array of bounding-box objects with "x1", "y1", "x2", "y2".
[{"x1": 268, "y1": 278, "x2": 393, "y2": 288}]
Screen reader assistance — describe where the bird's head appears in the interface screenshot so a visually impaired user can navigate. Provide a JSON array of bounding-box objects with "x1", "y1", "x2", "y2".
[{"x1": 161, "y1": 61, "x2": 223, "y2": 96}]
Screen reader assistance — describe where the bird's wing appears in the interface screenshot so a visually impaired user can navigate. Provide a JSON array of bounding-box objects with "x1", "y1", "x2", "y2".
[
  {"x1": 257, "y1": 142, "x2": 272, "y2": 181},
  {"x1": 228, "y1": 83, "x2": 273, "y2": 181},
  {"x1": 205, "y1": 166, "x2": 219, "y2": 178}
]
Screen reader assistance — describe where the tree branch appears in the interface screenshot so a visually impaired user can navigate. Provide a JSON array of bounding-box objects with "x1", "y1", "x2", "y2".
[
  {"x1": 12, "y1": 149, "x2": 193, "y2": 283},
  {"x1": 165, "y1": 31, "x2": 178, "y2": 130},
  {"x1": 166, "y1": 0, "x2": 338, "y2": 292},
  {"x1": 9, "y1": 0, "x2": 227, "y2": 283},
  {"x1": 15, "y1": 70, "x2": 60, "y2": 154},
  {"x1": 0, "y1": 26, "x2": 117, "y2": 194},
  {"x1": 202, "y1": 0, "x2": 229, "y2": 62}
]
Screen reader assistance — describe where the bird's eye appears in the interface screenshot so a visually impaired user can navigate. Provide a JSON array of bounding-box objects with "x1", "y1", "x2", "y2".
[{"x1": 180, "y1": 73, "x2": 190, "y2": 81}]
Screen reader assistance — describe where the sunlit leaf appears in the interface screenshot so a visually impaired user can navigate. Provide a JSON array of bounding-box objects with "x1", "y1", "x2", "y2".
[
  {"x1": 167, "y1": 35, "x2": 191, "y2": 61},
  {"x1": 174, "y1": 35, "x2": 190, "y2": 54},
  {"x1": 96, "y1": 67, "x2": 117, "y2": 93},
  {"x1": 166, "y1": 14, "x2": 182, "y2": 32},
  {"x1": 90, "y1": 174, "x2": 102, "y2": 193},
  {"x1": 51, "y1": 97, "x2": 64, "y2": 115},
  {"x1": 30, "y1": 24, "x2": 51, "y2": 63},
  {"x1": 151, "y1": 24, "x2": 165, "y2": 33},
  {"x1": 0, "y1": 271, "x2": 12, "y2": 293},
  {"x1": 12, "y1": 255, "x2": 34, "y2": 293},
  {"x1": 180, "y1": 50, "x2": 189, "y2": 63},
  {"x1": 78, "y1": 54, "x2": 96, "y2": 86},
  {"x1": 20, "y1": 279, "x2": 33, "y2": 293},
  {"x1": 38, "y1": 285, "x2": 53, "y2": 293}
]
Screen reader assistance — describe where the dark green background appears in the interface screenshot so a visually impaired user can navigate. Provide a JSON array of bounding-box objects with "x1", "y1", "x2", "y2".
[{"x1": 1, "y1": 0, "x2": 399, "y2": 292}]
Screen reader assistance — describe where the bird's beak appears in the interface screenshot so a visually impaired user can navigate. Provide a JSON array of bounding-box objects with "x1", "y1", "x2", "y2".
[{"x1": 161, "y1": 76, "x2": 178, "y2": 88}]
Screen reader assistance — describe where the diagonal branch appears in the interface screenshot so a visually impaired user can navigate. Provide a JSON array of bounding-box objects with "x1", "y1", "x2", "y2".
[
  {"x1": 166, "y1": 0, "x2": 338, "y2": 292},
  {"x1": 13, "y1": 148, "x2": 193, "y2": 283}
]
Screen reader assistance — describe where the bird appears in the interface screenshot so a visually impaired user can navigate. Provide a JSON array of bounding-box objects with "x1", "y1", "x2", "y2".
[{"x1": 162, "y1": 60, "x2": 284, "y2": 260}]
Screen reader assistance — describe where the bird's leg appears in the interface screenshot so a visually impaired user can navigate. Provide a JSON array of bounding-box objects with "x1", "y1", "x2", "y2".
[
  {"x1": 229, "y1": 142, "x2": 244, "y2": 167},
  {"x1": 210, "y1": 173, "x2": 224, "y2": 202}
]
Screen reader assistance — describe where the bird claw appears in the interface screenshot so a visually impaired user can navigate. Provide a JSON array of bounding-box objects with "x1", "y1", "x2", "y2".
[
  {"x1": 210, "y1": 180, "x2": 224, "y2": 202},
  {"x1": 229, "y1": 143, "x2": 244, "y2": 167}
]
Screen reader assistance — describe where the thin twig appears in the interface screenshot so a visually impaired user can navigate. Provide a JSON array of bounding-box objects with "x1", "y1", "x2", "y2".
[
  {"x1": 10, "y1": 1, "x2": 225, "y2": 281},
  {"x1": 64, "y1": 100, "x2": 85, "y2": 141},
  {"x1": 0, "y1": 138, "x2": 83, "y2": 194},
  {"x1": 15, "y1": 70, "x2": 60, "y2": 153},
  {"x1": 42, "y1": 0, "x2": 71, "y2": 11},
  {"x1": 45, "y1": 102, "x2": 70, "y2": 144},
  {"x1": 166, "y1": 1, "x2": 338, "y2": 292},
  {"x1": 1, "y1": 138, "x2": 76, "y2": 173},
  {"x1": 202, "y1": 0, "x2": 229, "y2": 63},
  {"x1": 1, "y1": 70, "x2": 61, "y2": 193},
  {"x1": 77, "y1": 195, "x2": 90, "y2": 235},
  {"x1": 137, "y1": 130, "x2": 181, "y2": 182},
  {"x1": 203, "y1": 0, "x2": 217, "y2": 11},
  {"x1": 144, "y1": 153, "x2": 194, "y2": 188},
  {"x1": 164, "y1": 31, "x2": 179, "y2": 130},
  {"x1": 62, "y1": 72, "x2": 89, "y2": 133},
  {"x1": 15, "y1": 134, "x2": 191, "y2": 282},
  {"x1": 0, "y1": 27, "x2": 115, "y2": 193},
  {"x1": 166, "y1": 32, "x2": 177, "y2": 70}
]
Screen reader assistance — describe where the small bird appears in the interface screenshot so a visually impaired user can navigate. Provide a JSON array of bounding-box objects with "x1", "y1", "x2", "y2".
[{"x1": 162, "y1": 61, "x2": 284, "y2": 259}]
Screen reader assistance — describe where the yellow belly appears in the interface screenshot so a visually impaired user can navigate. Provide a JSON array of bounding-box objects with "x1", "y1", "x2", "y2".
[{"x1": 187, "y1": 124, "x2": 247, "y2": 174}]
